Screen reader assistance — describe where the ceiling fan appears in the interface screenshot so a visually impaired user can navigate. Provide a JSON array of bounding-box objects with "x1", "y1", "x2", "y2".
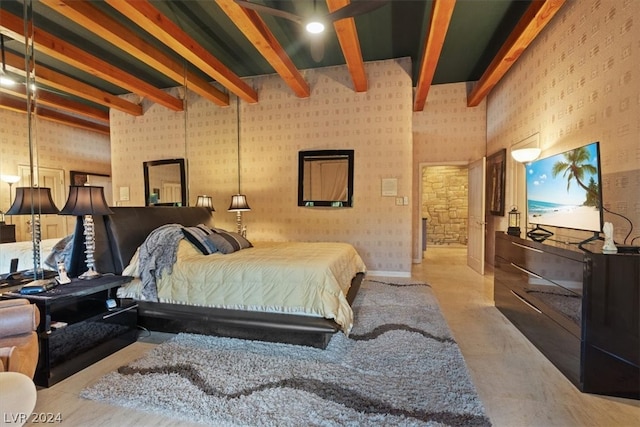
[{"x1": 234, "y1": 0, "x2": 389, "y2": 61}]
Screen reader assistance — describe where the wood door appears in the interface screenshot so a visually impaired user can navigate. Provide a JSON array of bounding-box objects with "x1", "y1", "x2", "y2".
[
  {"x1": 467, "y1": 157, "x2": 486, "y2": 274},
  {"x1": 17, "y1": 166, "x2": 67, "y2": 241},
  {"x1": 161, "y1": 182, "x2": 182, "y2": 204}
]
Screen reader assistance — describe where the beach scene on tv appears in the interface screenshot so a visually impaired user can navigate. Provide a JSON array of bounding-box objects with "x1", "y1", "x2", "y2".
[{"x1": 526, "y1": 142, "x2": 602, "y2": 233}]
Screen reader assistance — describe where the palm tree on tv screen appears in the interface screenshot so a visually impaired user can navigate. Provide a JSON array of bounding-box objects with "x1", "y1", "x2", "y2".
[{"x1": 551, "y1": 146, "x2": 600, "y2": 207}]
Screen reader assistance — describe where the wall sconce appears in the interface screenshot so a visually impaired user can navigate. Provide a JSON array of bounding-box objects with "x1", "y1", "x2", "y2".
[
  {"x1": 229, "y1": 97, "x2": 250, "y2": 236},
  {"x1": 507, "y1": 207, "x2": 521, "y2": 237},
  {"x1": 511, "y1": 148, "x2": 541, "y2": 163},
  {"x1": 60, "y1": 186, "x2": 113, "y2": 279},
  {"x1": 511, "y1": 133, "x2": 541, "y2": 163},
  {"x1": 196, "y1": 195, "x2": 215, "y2": 211},
  {"x1": 6, "y1": 187, "x2": 60, "y2": 278}
]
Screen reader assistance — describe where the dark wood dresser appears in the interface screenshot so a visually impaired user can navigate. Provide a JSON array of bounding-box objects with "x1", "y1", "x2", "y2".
[{"x1": 494, "y1": 232, "x2": 639, "y2": 399}]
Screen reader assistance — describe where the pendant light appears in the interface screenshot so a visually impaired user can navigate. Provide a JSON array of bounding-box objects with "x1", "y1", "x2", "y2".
[{"x1": 228, "y1": 97, "x2": 250, "y2": 236}]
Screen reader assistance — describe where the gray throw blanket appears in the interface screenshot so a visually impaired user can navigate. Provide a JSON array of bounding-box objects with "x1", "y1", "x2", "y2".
[{"x1": 138, "y1": 224, "x2": 185, "y2": 301}]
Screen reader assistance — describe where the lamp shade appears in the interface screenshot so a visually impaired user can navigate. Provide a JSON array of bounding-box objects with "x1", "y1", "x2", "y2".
[
  {"x1": 60, "y1": 186, "x2": 113, "y2": 216},
  {"x1": 196, "y1": 195, "x2": 215, "y2": 211},
  {"x1": 0, "y1": 175, "x2": 20, "y2": 184},
  {"x1": 511, "y1": 148, "x2": 541, "y2": 163},
  {"x1": 6, "y1": 187, "x2": 60, "y2": 215},
  {"x1": 228, "y1": 194, "x2": 251, "y2": 211}
]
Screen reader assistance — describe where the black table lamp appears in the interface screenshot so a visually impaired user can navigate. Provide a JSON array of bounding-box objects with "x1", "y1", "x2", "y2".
[
  {"x1": 6, "y1": 187, "x2": 60, "y2": 278},
  {"x1": 60, "y1": 186, "x2": 113, "y2": 279}
]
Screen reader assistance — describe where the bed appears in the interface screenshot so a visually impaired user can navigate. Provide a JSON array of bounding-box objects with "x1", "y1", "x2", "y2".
[
  {"x1": 75, "y1": 207, "x2": 366, "y2": 348},
  {"x1": 0, "y1": 238, "x2": 59, "y2": 276}
]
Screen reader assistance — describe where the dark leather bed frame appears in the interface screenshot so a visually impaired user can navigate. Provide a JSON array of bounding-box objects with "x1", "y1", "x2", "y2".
[{"x1": 68, "y1": 207, "x2": 363, "y2": 348}]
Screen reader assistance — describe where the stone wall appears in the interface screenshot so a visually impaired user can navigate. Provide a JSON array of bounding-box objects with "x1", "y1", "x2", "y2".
[{"x1": 422, "y1": 166, "x2": 468, "y2": 246}]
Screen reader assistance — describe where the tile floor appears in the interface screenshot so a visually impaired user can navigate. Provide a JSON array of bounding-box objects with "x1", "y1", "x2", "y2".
[{"x1": 20, "y1": 246, "x2": 640, "y2": 426}]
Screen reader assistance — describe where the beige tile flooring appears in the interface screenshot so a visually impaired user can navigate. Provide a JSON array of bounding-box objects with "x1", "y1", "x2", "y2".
[
  {"x1": 416, "y1": 246, "x2": 639, "y2": 427},
  {"x1": 21, "y1": 247, "x2": 640, "y2": 426}
]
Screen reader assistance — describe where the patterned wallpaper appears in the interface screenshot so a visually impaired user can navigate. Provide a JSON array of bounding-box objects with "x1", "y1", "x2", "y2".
[
  {"x1": 487, "y1": 0, "x2": 640, "y2": 253},
  {"x1": 0, "y1": 110, "x2": 110, "y2": 240},
  {"x1": 5, "y1": 0, "x2": 635, "y2": 272},
  {"x1": 412, "y1": 83, "x2": 487, "y2": 260},
  {"x1": 111, "y1": 59, "x2": 414, "y2": 275}
]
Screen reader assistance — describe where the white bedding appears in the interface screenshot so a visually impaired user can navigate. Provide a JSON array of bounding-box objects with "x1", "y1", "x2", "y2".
[
  {"x1": 119, "y1": 240, "x2": 366, "y2": 334},
  {"x1": 0, "y1": 238, "x2": 59, "y2": 273}
]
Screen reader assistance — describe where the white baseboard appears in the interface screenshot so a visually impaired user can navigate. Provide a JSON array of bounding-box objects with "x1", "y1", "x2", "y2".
[{"x1": 366, "y1": 270, "x2": 412, "y2": 278}]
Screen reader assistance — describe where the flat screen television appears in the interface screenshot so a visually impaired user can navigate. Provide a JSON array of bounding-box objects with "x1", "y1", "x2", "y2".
[{"x1": 526, "y1": 141, "x2": 603, "y2": 233}]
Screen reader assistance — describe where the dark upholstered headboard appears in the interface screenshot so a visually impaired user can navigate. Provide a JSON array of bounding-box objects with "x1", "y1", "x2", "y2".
[{"x1": 68, "y1": 207, "x2": 214, "y2": 276}]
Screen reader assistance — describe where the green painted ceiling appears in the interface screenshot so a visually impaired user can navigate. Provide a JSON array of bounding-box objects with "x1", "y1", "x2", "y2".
[{"x1": 1, "y1": 0, "x2": 532, "y2": 113}]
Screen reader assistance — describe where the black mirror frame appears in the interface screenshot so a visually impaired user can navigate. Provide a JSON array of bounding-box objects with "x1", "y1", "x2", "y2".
[
  {"x1": 298, "y1": 149, "x2": 354, "y2": 208},
  {"x1": 143, "y1": 158, "x2": 187, "y2": 207}
]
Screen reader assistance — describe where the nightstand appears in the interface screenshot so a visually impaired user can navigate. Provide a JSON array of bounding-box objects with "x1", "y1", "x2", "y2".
[{"x1": 2, "y1": 275, "x2": 138, "y2": 387}]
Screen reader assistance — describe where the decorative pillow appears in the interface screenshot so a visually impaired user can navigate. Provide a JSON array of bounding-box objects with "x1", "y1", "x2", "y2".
[
  {"x1": 44, "y1": 234, "x2": 74, "y2": 271},
  {"x1": 182, "y1": 225, "x2": 217, "y2": 254},
  {"x1": 206, "y1": 229, "x2": 252, "y2": 254}
]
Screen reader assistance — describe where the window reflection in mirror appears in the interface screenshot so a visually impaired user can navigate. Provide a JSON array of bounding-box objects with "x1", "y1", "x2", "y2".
[
  {"x1": 298, "y1": 150, "x2": 354, "y2": 207},
  {"x1": 143, "y1": 159, "x2": 187, "y2": 207}
]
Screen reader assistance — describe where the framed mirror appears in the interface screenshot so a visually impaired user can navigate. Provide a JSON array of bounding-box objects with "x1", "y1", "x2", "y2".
[
  {"x1": 298, "y1": 150, "x2": 354, "y2": 207},
  {"x1": 143, "y1": 158, "x2": 187, "y2": 207}
]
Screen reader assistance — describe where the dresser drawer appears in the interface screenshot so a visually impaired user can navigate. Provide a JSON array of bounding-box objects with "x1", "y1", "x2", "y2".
[
  {"x1": 497, "y1": 234, "x2": 583, "y2": 296},
  {"x1": 495, "y1": 281, "x2": 581, "y2": 387}
]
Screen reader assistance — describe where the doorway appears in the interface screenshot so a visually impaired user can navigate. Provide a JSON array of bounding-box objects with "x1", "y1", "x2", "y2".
[
  {"x1": 16, "y1": 165, "x2": 67, "y2": 241},
  {"x1": 420, "y1": 165, "x2": 469, "y2": 249},
  {"x1": 419, "y1": 161, "x2": 486, "y2": 276}
]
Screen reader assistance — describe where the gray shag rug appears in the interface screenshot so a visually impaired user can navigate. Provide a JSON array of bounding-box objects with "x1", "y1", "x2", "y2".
[{"x1": 81, "y1": 279, "x2": 491, "y2": 426}]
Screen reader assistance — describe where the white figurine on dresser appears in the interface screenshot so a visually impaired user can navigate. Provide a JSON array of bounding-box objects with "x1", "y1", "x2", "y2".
[{"x1": 602, "y1": 221, "x2": 618, "y2": 254}]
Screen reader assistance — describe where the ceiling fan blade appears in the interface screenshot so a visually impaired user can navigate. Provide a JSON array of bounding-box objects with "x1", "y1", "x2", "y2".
[
  {"x1": 326, "y1": 0, "x2": 389, "y2": 23},
  {"x1": 234, "y1": 0, "x2": 304, "y2": 25}
]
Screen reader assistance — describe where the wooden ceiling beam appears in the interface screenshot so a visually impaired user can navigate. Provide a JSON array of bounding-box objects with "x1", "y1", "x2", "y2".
[
  {"x1": 216, "y1": 0, "x2": 309, "y2": 98},
  {"x1": 3, "y1": 50, "x2": 142, "y2": 116},
  {"x1": 0, "y1": 9, "x2": 183, "y2": 112},
  {"x1": 326, "y1": 0, "x2": 367, "y2": 93},
  {"x1": 41, "y1": 0, "x2": 229, "y2": 107},
  {"x1": 467, "y1": 0, "x2": 566, "y2": 107},
  {"x1": 106, "y1": 0, "x2": 258, "y2": 104},
  {"x1": 413, "y1": 0, "x2": 456, "y2": 112},
  {"x1": 0, "y1": 94, "x2": 110, "y2": 135},
  {"x1": 0, "y1": 85, "x2": 109, "y2": 124},
  {"x1": 36, "y1": 108, "x2": 111, "y2": 135}
]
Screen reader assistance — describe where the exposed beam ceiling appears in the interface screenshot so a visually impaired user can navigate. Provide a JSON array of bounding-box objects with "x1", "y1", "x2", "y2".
[
  {"x1": 0, "y1": 93, "x2": 110, "y2": 135},
  {"x1": 105, "y1": 0, "x2": 258, "y2": 104},
  {"x1": 215, "y1": 0, "x2": 309, "y2": 98},
  {"x1": 327, "y1": 0, "x2": 367, "y2": 93},
  {"x1": 0, "y1": 84, "x2": 109, "y2": 124},
  {"x1": 41, "y1": 0, "x2": 229, "y2": 107},
  {"x1": 1, "y1": 8, "x2": 183, "y2": 111},
  {"x1": 0, "y1": 1, "x2": 565, "y2": 135},
  {"x1": 2, "y1": 49, "x2": 143, "y2": 116},
  {"x1": 467, "y1": 0, "x2": 566, "y2": 107},
  {"x1": 413, "y1": 0, "x2": 456, "y2": 112}
]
